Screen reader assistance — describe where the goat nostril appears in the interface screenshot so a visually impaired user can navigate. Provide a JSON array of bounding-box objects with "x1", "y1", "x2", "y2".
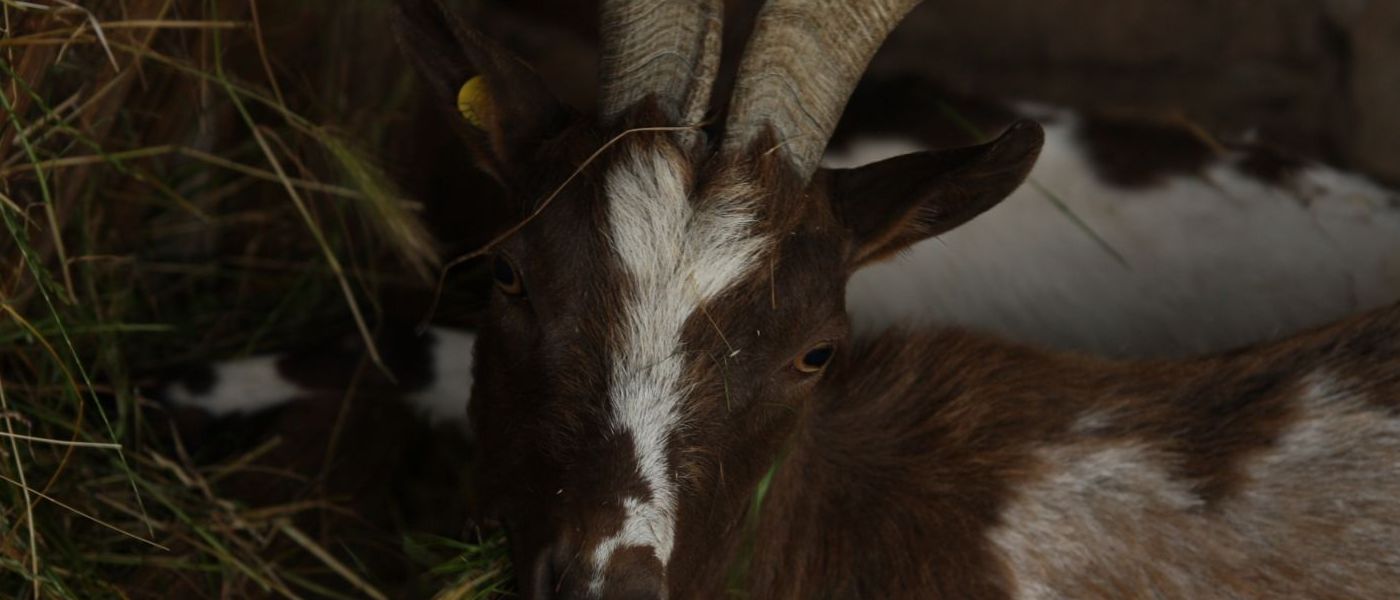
[
  {"x1": 529, "y1": 545, "x2": 560, "y2": 600},
  {"x1": 531, "y1": 541, "x2": 589, "y2": 600}
]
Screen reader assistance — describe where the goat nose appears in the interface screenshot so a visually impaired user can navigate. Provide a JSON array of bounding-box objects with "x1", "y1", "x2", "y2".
[
  {"x1": 600, "y1": 567, "x2": 664, "y2": 600},
  {"x1": 594, "y1": 546, "x2": 665, "y2": 600},
  {"x1": 529, "y1": 543, "x2": 665, "y2": 600}
]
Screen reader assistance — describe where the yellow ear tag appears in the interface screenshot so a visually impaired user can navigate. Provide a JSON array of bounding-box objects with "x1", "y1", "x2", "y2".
[{"x1": 457, "y1": 76, "x2": 495, "y2": 129}]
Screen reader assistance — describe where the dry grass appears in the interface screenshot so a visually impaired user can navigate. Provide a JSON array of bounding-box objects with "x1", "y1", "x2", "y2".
[{"x1": 0, "y1": 0, "x2": 505, "y2": 597}]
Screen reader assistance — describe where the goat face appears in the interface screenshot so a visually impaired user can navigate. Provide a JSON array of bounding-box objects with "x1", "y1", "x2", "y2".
[
  {"x1": 395, "y1": 0, "x2": 1041, "y2": 596},
  {"x1": 470, "y1": 136, "x2": 855, "y2": 598}
]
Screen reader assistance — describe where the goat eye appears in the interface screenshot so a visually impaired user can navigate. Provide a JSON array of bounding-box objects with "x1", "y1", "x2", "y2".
[
  {"x1": 795, "y1": 344, "x2": 835, "y2": 373},
  {"x1": 492, "y1": 255, "x2": 524, "y2": 296}
]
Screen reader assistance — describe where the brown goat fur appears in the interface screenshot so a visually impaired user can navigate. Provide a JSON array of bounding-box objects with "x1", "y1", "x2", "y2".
[
  {"x1": 393, "y1": 0, "x2": 1400, "y2": 597},
  {"x1": 741, "y1": 305, "x2": 1400, "y2": 598}
]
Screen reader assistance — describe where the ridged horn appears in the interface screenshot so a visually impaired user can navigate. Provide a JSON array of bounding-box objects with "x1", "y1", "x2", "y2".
[
  {"x1": 597, "y1": 0, "x2": 724, "y2": 130},
  {"x1": 724, "y1": 0, "x2": 922, "y2": 180}
]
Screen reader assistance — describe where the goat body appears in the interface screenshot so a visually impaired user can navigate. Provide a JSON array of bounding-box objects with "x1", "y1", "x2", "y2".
[
  {"x1": 830, "y1": 100, "x2": 1400, "y2": 358},
  {"x1": 742, "y1": 303, "x2": 1400, "y2": 599}
]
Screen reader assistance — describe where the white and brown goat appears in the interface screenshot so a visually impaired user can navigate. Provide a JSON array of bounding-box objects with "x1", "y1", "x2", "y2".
[
  {"x1": 827, "y1": 86, "x2": 1400, "y2": 357},
  {"x1": 426, "y1": 0, "x2": 1400, "y2": 360},
  {"x1": 386, "y1": 0, "x2": 1400, "y2": 598}
]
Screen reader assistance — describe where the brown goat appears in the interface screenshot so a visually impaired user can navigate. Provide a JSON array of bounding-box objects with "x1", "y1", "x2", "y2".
[{"x1": 394, "y1": 0, "x2": 1400, "y2": 597}]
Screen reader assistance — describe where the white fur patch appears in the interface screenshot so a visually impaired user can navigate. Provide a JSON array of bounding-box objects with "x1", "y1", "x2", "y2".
[
  {"x1": 591, "y1": 146, "x2": 766, "y2": 591},
  {"x1": 987, "y1": 442, "x2": 1206, "y2": 599},
  {"x1": 987, "y1": 375, "x2": 1400, "y2": 597},
  {"x1": 164, "y1": 356, "x2": 303, "y2": 416},
  {"x1": 406, "y1": 328, "x2": 475, "y2": 427},
  {"x1": 167, "y1": 327, "x2": 475, "y2": 428},
  {"x1": 1237, "y1": 374, "x2": 1400, "y2": 521},
  {"x1": 830, "y1": 111, "x2": 1400, "y2": 357}
]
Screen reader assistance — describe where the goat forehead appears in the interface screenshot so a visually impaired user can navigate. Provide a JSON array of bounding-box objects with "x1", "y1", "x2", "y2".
[
  {"x1": 603, "y1": 147, "x2": 766, "y2": 294},
  {"x1": 587, "y1": 145, "x2": 768, "y2": 585}
]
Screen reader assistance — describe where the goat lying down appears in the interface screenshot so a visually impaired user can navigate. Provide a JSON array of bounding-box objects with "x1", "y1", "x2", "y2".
[
  {"x1": 162, "y1": 0, "x2": 1400, "y2": 597},
  {"x1": 161, "y1": 327, "x2": 475, "y2": 427},
  {"x1": 395, "y1": 0, "x2": 1400, "y2": 595},
  {"x1": 829, "y1": 105, "x2": 1400, "y2": 358}
]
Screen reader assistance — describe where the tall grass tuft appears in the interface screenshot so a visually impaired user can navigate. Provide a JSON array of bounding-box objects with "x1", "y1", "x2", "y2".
[{"x1": 0, "y1": 1, "x2": 495, "y2": 596}]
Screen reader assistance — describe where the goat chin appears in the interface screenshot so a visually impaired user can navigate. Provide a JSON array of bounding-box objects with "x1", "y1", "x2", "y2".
[{"x1": 831, "y1": 109, "x2": 1400, "y2": 359}]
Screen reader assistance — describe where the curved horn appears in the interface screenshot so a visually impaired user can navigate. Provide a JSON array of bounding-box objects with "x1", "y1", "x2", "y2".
[
  {"x1": 724, "y1": 0, "x2": 922, "y2": 180},
  {"x1": 597, "y1": 0, "x2": 723, "y2": 128}
]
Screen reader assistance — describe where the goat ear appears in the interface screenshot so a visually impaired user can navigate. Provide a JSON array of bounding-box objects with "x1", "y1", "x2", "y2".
[
  {"x1": 826, "y1": 120, "x2": 1043, "y2": 267},
  {"x1": 393, "y1": 0, "x2": 567, "y2": 183}
]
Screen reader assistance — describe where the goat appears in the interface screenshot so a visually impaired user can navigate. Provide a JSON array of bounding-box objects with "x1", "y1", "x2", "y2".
[
  {"x1": 825, "y1": 81, "x2": 1400, "y2": 358},
  {"x1": 399, "y1": 0, "x2": 1400, "y2": 597},
  {"x1": 161, "y1": 326, "x2": 474, "y2": 427}
]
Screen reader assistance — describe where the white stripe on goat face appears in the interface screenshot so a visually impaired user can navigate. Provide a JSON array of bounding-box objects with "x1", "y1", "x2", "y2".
[{"x1": 590, "y1": 144, "x2": 767, "y2": 593}]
